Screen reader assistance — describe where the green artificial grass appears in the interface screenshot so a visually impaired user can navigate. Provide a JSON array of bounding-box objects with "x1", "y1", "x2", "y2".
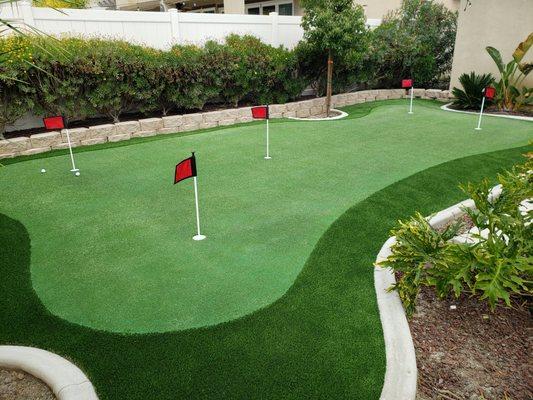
[
  {"x1": 0, "y1": 135, "x2": 530, "y2": 399},
  {"x1": 0, "y1": 100, "x2": 531, "y2": 334}
]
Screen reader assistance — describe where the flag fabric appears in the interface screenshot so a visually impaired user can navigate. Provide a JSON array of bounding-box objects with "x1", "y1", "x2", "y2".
[
  {"x1": 43, "y1": 116, "x2": 65, "y2": 130},
  {"x1": 251, "y1": 106, "x2": 269, "y2": 120},
  {"x1": 484, "y1": 87, "x2": 496, "y2": 100},
  {"x1": 402, "y1": 79, "x2": 413, "y2": 89},
  {"x1": 174, "y1": 153, "x2": 197, "y2": 184}
]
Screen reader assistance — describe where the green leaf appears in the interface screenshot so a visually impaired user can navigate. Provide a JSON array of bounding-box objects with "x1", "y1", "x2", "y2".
[{"x1": 486, "y1": 46, "x2": 505, "y2": 74}]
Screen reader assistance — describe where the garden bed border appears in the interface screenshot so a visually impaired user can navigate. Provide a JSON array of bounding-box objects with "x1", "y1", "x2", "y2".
[
  {"x1": 373, "y1": 188, "x2": 502, "y2": 400},
  {"x1": 440, "y1": 103, "x2": 533, "y2": 122},
  {"x1": 0, "y1": 88, "x2": 452, "y2": 159},
  {"x1": 374, "y1": 185, "x2": 502, "y2": 400},
  {"x1": 0, "y1": 345, "x2": 98, "y2": 400}
]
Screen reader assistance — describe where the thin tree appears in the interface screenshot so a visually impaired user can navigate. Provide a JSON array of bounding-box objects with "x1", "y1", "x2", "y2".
[{"x1": 301, "y1": 0, "x2": 368, "y2": 116}]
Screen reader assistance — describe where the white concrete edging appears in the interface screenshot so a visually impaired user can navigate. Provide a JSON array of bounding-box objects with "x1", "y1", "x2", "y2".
[
  {"x1": 373, "y1": 187, "x2": 503, "y2": 400},
  {"x1": 286, "y1": 108, "x2": 348, "y2": 121},
  {"x1": 0, "y1": 346, "x2": 98, "y2": 400},
  {"x1": 441, "y1": 103, "x2": 533, "y2": 122}
]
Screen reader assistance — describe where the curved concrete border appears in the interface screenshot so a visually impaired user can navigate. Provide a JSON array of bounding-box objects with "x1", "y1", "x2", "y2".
[
  {"x1": 373, "y1": 188, "x2": 502, "y2": 400},
  {"x1": 441, "y1": 103, "x2": 533, "y2": 122},
  {"x1": 286, "y1": 108, "x2": 348, "y2": 121},
  {"x1": 0, "y1": 346, "x2": 98, "y2": 400}
]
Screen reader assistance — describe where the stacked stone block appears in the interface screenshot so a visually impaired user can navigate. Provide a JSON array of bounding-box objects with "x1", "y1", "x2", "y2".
[{"x1": 0, "y1": 88, "x2": 453, "y2": 159}]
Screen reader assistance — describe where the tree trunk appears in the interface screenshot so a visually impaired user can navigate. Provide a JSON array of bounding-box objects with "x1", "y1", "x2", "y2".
[{"x1": 326, "y1": 49, "x2": 333, "y2": 118}]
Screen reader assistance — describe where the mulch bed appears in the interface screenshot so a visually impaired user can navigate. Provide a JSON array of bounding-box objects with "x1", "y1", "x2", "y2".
[
  {"x1": 411, "y1": 287, "x2": 532, "y2": 400},
  {"x1": 0, "y1": 368, "x2": 56, "y2": 400}
]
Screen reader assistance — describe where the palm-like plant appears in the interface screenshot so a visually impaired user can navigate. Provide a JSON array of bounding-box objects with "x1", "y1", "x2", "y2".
[
  {"x1": 486, "y1": 32, "x2": 533, "y2": 112},
  {"x1": 451, "y1": 72, "x2": 494, "y2": 110}
]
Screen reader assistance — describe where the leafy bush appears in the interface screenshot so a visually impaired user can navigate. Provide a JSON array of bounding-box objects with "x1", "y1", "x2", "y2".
[
  {"x1": 34, "y1": 0, "x2": 87, "y2": 8},
  {"x1": 451, "y1": 72, "x2": 494, "y2": 110},
  {"x1": 369, "y1": 0, "x2": 457, "y2": 89},
  {"x1": 202, "y1": 35, "x2": 305, "y2": 107},
  {"x1": 379, "y1": 158, "x2": 532, "y2": 316},
  {"x1": 0, "y1": 36, "x2": 35, "y2": 137},
  {"x1": 25, "y1": 37, "x2": 94, "y2": 124},
  {"x1": 0, "y1": 34, "x2": 307, "y2": 131}
]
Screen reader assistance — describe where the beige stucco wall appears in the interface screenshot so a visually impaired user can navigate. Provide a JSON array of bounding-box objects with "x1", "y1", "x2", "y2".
[
  {"x1": 224, "y1": 0, "x2": 245, "y2": 14},
  {"x1": 450, "y1": 0, "x2": 533, "y2": 90},
  {"x1": 288, "y1": 0, "x2": 459, "y2": 18},
  {"x1": 352, "y1": 0, "x2": 459, "y2": 19}
]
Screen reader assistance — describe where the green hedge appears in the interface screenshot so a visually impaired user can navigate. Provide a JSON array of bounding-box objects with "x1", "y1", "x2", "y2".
[{"x1": 0, "y1": 34, "x2": 306, "y2": 132}]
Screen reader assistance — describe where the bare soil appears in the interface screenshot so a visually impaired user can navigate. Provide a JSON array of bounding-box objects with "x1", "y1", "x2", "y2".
[{"x1": 0, "y1": 368, "x2": 56, "y2": 400}]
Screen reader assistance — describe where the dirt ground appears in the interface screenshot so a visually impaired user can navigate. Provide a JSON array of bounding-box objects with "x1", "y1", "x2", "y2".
[{"x1": 0, "y1": 368, "x2": 55, "y2": 400}]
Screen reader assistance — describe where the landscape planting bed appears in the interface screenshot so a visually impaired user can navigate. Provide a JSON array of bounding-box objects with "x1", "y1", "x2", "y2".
[{"x1": 0, "y1": 99, "x2": 531, "y2": 399}]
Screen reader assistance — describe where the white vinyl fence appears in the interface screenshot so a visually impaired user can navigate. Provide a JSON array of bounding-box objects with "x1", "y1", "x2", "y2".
[{"x1": 1, "y1": 0, "x2": 304, "y2": 49}]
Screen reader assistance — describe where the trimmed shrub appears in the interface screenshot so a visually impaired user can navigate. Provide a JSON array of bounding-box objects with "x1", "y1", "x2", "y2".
[{"x1": 0, "y1": 34, "x2": 308, "y2": 131}]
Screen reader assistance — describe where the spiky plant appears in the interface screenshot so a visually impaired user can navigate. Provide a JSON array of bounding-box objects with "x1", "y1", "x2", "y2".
[{"x1": 451, "y1": 72, "x2": 494, "y2": 110}]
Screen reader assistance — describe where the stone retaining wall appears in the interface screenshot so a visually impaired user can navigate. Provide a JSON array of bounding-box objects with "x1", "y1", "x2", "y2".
[{"x1": 0, "y1": 88, "x2": 452, "y2": 159}]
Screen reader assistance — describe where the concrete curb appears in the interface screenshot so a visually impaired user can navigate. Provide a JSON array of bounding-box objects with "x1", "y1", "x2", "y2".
[
  {"x1": 0, "y1": 346, "x2": 98, "y2": 400},
  {"x1": 286, "y1": 108, "x2": 348, "y2": 121},
  {"x1": 440, "y1": 103, "x2": 533, "y2": 122},
  {"x1": 374, "y1": 190, "x2": 495, "y2": 400}
]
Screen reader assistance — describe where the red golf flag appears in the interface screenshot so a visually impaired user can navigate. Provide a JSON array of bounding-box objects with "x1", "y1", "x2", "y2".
[
  {"x1": 402, "y1": 79, "x2": 413, "y2": 89},
  {"x1": 174, "y1": 153, "x2": 197, "y2": 184},
  {"x1": 251, "y1": 106, "x2": 269, "y2": 120},
  {"x1": 43, "y1": 116, "x2": 65, "y2": 130},
  {"x1": 484, "y1": 87, "x2": 496, "y2": 100}
]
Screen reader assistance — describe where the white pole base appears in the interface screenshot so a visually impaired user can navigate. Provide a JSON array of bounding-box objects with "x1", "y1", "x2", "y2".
[
  {"x1": 475, "y1": 127, "x2": 482, "y2": 130},
  {"x1": 193, "y1": 234, "x2": 206, "y2": 241},
  {"x1": 264, "y1": 156, "x2": 272, "y2": 160},
  {"x1": 70, "y1": 168, "x2": 80, "y2": 173},
  {"x1": 408, "y1": 111, "x2": 413, "y2": 114}
]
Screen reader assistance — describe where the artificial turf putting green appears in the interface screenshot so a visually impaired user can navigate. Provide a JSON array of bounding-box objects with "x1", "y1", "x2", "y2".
[
  {"x1": 0, "y1": 100, "x2": 532, "y2": 334},
  {"x1": 1, "y1": 136, "x2": 530, "y2": 399}
]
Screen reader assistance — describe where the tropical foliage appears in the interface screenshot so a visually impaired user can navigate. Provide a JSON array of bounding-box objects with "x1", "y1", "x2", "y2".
[
  {"x1": 379, "y1": 157, "x2": 533, "y2": 317},
  {"x1": 451, "y1": 72, "x2": 494, "y2": 110},
  {"x1": 486, "y1": 32, "x2": 533, "y2": 111}
]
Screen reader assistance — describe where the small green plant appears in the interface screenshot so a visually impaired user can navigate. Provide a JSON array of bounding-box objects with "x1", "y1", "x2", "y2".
[
  {"x1": 378, "y1": 157, "x2": 533, "y2": 316},
  {"x1": 486, "y1": 32, "x2": 533, "y2": 111},
  {"x1": 451, "y1": 72, "x2": 494, "y2": 110}
]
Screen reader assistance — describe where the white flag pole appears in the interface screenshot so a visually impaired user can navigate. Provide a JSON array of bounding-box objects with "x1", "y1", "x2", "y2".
[
  {"x1": 192, "y1": 176, "x2": 206, "y2": 241},
  {"x1": 475, "y1": 91, "x2": 486, "y2": 130},
  {"x1": 264, "y1": 119, "x2": 271, "y2": 160},
  {"x1": 408, "y1": 87, "x2": 414, "y2": 114},
  {"x1": 65, "y1": 128, "x2": 80, "y2": 176}
]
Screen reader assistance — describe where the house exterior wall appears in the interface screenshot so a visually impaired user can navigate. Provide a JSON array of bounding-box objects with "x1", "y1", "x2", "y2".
[
  {"x1": 449, "y1": 0, "x2": 533, "y2": 90},
  {"x1": 352, "y1": 0, "x2": 459, "y2": 19},
  {"x1": 224, "y1": 0, "x2": 245, "y2": 14}
]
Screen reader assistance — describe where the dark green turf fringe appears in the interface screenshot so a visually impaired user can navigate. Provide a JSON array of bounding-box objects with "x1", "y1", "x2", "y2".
[{"x1": 0, "y1": 144, "x2": 530, "y2": 399}]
